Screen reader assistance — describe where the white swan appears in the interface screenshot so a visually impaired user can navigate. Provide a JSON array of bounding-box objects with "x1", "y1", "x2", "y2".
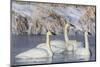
[
  {"x1": 16, "y1": 31, "x2": 53, "y2": 60},
  {"x1": 64, "y1": 23, "x2": 83, "y2": 52},
  {"x1": 36, "y1": 23, "x2": 72, "y2": 53},
  {"x1": 75, "y1": 31, "x2": 90, "y2": 61},
  {"x1": 37, "y1": 23, "x2": 83, "y2": 53},
  {"x1": 36, "y1": 32, "x2": 66, "y2": 54}
]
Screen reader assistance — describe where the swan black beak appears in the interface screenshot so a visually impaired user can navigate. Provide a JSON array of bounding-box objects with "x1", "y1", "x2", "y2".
[
  {"x1": 69, "y1": 23, "x2": 76, "y2": 28},
  {"x1": 51, "y1": 32, "x2": 56, "y2": 35},
  {"x1": 47, "y1": 30, "x2": 56, "y2": 35},
  {"x1": 88, "y1": 32, "x2": 91, "y2": 35}
]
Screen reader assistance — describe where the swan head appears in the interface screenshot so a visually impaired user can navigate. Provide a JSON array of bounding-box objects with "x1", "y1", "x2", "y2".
[
  {"x1": 47, "y1": 31, "x2": 52, "y2": 36},
  {"x1": 65, "y1": 23, "x2": 75, "y2": 30},
  {"x1": 84, "y1": 31, "x2": 91, "y2": 36}
]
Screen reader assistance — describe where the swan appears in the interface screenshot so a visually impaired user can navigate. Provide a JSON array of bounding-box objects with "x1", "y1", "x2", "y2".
[
  {"x1": 36, "y1": 32, "x2": 66, "y2": 54},
  {"x1": 37, "y1": 23, "x2": 83, "y2": 53},
  {"x1": 75, "y1": 31, "x2": 91, "y2": 61},
  {"x1": 64, "y1": 23, "x2": 83, "y2": 52},
  {"x1": 36, "y1": 23, "x2": 73, "y2": 54},
  {"x1": 16, "y1": 31, "x2": 53, "y2": 60}
]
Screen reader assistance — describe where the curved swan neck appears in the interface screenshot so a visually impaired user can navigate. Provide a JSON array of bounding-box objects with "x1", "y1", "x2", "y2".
[
  {"x1": 46, "y1": 34, "x2": 50, "y2": 46},
  {"x1": 84, "y1": 31, "x2": 89, "y2": 49},
  {"x1": 64, "y1": 24, "x2": 69, "y2": 42},
  {"x1": 46, "y1": 33, "x2": 53, "y2": 55}
]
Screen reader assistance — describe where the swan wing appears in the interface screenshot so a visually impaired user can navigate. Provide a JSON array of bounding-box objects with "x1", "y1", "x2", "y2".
[
  {"x1": 16, "y1": 48, "x2": 49, "y2": 59},
  {"x1": 67, "y1": 40, "x2": 83, "y2": 50},
  {"x1": 75, "y1": 48, "x2": 90, "y2": 56},
  {"x1": 75, "y1": 48, "x2": 90, "y2": 61},
  {"x1": 51, "y1": 40, "x2": 66, "y2": 48},
  {"x1": 36, "y1": 43, "x2": 46, "y2": 48},
  {"x1": 36, "y1": 40, "x2": 66, "y2": 53},
  {"x1": 50, "y1": 40, "x2": 66, "y2": 53}
]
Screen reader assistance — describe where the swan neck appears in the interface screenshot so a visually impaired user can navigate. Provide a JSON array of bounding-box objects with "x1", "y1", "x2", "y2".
[
  {"x1": 84, "y1": 31, "x2": 89, "y2": 49},
  {"x1": 46, "y1": 34, "x2": 50, "y2": 46},
  {"x1": 46, "y1": 33, "x2": 53, "y2": 55},
  {"x1": 64, "y1": 26, "x2": 69, "y2": 42}
]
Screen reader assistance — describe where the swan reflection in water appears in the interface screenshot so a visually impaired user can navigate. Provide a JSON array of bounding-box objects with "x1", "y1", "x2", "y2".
[
  {"x1": 16, "y1": 52, "x2": 90, "y2": 65},
  {"x1": 16, "y1": 56, "x2": 53, "y2": 64},
  {"x1": 64, "y1": 51, "x2": 90, "y2": 62}
]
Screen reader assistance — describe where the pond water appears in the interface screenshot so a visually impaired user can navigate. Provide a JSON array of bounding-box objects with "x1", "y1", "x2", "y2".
[{"x1": 11, "y1": 34, "x2": 96, "y2": 66}]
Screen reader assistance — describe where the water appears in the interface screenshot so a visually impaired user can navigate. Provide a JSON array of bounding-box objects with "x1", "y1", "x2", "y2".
[{"x1": 11, "y1": 34, "x2": 96, "y2": 66}]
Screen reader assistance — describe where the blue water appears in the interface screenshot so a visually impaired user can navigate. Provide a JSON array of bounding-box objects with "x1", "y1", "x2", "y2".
[{"x1": 11, "y1": 34, "x2": 96, "y2": 65}]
